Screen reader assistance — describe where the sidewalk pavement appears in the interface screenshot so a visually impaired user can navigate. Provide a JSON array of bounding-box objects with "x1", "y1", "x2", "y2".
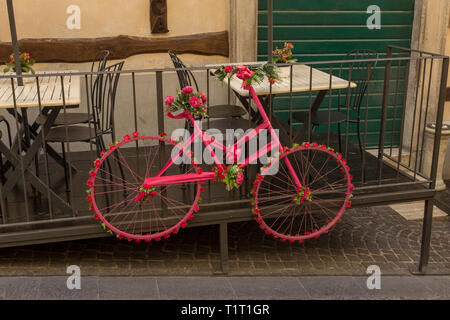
[{"x1": 1, "y1": 275, "x2": 449, "y2": 300}]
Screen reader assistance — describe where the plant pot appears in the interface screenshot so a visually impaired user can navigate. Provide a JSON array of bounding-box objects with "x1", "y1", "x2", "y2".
[
  {"x1": 277, "y1": 66, "x2": 292, "y2": 79},
  {"x1": 14, "y1": 73, "x2": 35, "y2": 85}
]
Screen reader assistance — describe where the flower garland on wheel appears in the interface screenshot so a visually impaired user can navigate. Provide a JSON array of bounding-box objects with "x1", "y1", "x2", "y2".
[{"x1": 165, "y1": 86, "x2": 208, "y2": 118}]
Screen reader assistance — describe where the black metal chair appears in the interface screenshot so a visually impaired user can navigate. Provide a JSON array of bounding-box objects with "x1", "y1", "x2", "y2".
[
  {"x1": 46, "y1": 61, "x2": 125, "y2": 191},
  {"x1": 168, "y1": 50, "x2": 248, "y2": 120},
  {"x1": 292, "y1": 49, "x2": 379, "y2": 159},
  {"x1": 48, "y1": 50, "x2": 110, "y2": 127}
]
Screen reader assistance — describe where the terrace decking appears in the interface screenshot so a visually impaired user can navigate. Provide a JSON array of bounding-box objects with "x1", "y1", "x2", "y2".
[{"x1": 0, "y1": 134, "x2": 433, "y2": 249}]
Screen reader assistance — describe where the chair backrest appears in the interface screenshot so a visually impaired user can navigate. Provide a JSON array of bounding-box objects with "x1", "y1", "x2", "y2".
[
  {"x1": 339, "y1": 49, "x2": 379, "y2": 113},
  {"x1": 91, "y1": 61, "x2": 124, "y2": 137},
  {"x1": 90, "y1": 50, "x2": 110, "y2": 107},
  {"x1": 168, "y1": 50, "x2": 199, "y2": 91}
]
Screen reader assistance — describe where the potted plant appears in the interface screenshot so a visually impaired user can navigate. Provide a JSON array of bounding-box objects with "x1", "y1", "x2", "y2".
[
  {"x1": 272, "y1": 42, "x2": 297, "y2": 78},
  {"x1": 3, "y1": 52, "x2": 36, "y2": 84},
  {"x1": 164, "y1": 86, "x2": 208, "y2": 118},
  {"x1": 214, "y1": 64, "x2": 280, "y2": 87}
]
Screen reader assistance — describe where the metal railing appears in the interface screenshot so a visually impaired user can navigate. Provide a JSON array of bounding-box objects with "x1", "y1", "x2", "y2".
[{"x1": 0, "y1": 47, "x2": 447, "y2": 254}]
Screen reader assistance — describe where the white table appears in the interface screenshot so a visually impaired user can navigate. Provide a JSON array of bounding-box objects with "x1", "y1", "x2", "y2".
[
  {"x1": 0, "y1": 71, "x2": 80, "y2": 214},
  {"x1": 0, "y1": 71, "x2": 80, "y2": 109},
  {"x1": 208, "y1": 63, "x2": 356, "y2": 143}
]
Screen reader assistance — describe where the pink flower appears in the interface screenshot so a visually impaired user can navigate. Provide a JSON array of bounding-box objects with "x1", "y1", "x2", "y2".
[
  {"x1": 142, "y1": 182, "x2": 151, "y2": 189},
  {"x1": 200, "y1": 92, "x2": 207, "y2": 104},
  {"x1": 236, "y1": 171, "x2": 244, "y2": 186},
  {"x1": 165, "y1": 95, "x2": 174, "y2": 106},
  {"x1": 181, "y1": 86, "x2": 193, "y2": 95},
  {"x1": 224, "y1": 66, "x2": 233, "y2": 73},
  {"x1": 189, "y1": 96, "x2": 202, "y2": 108}
]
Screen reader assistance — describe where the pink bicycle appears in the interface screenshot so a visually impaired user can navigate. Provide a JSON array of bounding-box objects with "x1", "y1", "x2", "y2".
[{"x1": 86, "y1": 67, "x2": 354, "y2": 243}]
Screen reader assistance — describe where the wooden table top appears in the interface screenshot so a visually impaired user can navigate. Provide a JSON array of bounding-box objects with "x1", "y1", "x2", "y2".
[
  {"x1": 0, "y1": 71, "x2": 80, "y2": 109},
  {"x1": 207, "y1": 63, "x2": 357, "y2": 97}
]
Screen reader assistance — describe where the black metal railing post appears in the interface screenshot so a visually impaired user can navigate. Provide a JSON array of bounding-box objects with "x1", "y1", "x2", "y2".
[{"x1": 377, "y1": 46, "x2": 393, "y2": 182}]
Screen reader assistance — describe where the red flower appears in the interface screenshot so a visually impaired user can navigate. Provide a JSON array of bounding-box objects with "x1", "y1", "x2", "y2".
[
  {"x1": 123, "y1": 134, "x2": 131, "y2": 141},
  {"x1": 181, "y1": 86, "x2": 194, "y2": 95},
  {"x1": 86, "y1": 195, "x2": 92, "y2": 202},
  {"x1": 236, "y1": 171, "x2": 244, "y2": 186},
  {"x1": 90, "y1": 170, "x2": 96, "y2": 177},
  {"x1": 100, "y1": 150, "x2": 105, "y2": 157},
  {"x1": 142, "y1": 182, "x2": 152, "y2": 189},
  {"x1": 159, "y1": 132, "x2": 167, "y2": 138},
  {"x1": 87, "y1": 179, "x2": 94, "y2": 186},
  {"x1": 94, "y1": 159, "x2": 101, "y2": 168},
  {"x1": 164, "y1": 95, "x2": 174, "y2": 106},
  {"x1": 200, "y1": 92, "x2": 207, "y2": 104},
  {"x1": 268, "y1": 77, "x2": 275, "y2": 85},
  {"x1": 189, "y1": 96, "x2": 202, "y2": 108},
  {"x1": 132, "y1": 131, "x2": 139, "y2": 137},
  {"x1": 224, "y1": 66, "x2": 233, "y2": 73}
]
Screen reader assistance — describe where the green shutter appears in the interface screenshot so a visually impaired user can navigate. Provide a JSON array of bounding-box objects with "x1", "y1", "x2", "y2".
[{"x1": 257, "y1": 0, "x2": 415, "y2": 148}]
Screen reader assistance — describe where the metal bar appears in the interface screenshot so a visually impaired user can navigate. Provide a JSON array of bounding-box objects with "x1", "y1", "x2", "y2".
[
  {"x1": 289, "y1": 65, "x2": 293, "y2": 145},
  {"x1": 397, "y1": 59, "x2": 411, "y2": 178},
  {"x1": 219, "y1": 222, "x2": 229, "y2": 274},
  {"x1": 419, "y1": 58, "x2": 434, "y2": 173},
  {"x1": 9, "y1": 78, "x2": 29, "y2": 220},
  {"x1": 2, "y1": 55, "x2": 448, "y2": 80},
  {"x1": 413, "y1": 58, "x2": 427, "y2": 180},
  {"x1": 6, "y1": 0, "x2": 22, "y2": 86},
  {"x1": 267, "y1": 0, "x2": 273, "y2": 64},
  {"x1": 409, "y1": 56, "x2": 423, "y2": 168},
  {"x1": 378, "y1": 46, "x2": 393, "y2": 183},
  {"x1": 35, "y1": 75, "x2": 53, "y2": 218}
]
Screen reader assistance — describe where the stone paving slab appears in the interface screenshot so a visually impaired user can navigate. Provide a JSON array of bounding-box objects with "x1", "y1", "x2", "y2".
[
  {"x1": 0, "y1": 276, "x2": 449, "y2": 300},
  {"x1": 0, "y1": 206, "x2": 449, "y2": 276}
]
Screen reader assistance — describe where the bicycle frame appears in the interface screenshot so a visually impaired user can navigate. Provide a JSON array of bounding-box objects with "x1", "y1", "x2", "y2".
[{"x1": 143, "y1": 86, "x2": 302, "y2": 190}]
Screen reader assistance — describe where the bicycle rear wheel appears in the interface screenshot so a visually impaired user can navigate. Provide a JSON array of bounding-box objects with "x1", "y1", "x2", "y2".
[
  {"x1": 252, "y1": 142, "x2": 353, "y2": 242},
  {"x1": 87, "y1": 133, "x2": 201, "y2": 242}
]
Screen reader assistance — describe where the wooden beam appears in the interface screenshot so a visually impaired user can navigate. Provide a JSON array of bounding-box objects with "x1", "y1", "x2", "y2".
[
  {"x1": 0, "y1": 31, "x2": 229, "y2": 63},
  {"x1": 446, "y1": 87, "x2": 450, "y2": 101}
]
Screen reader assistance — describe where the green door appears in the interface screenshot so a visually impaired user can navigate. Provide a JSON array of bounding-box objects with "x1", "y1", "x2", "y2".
[{"x1": 257, "y1": 0, "x2": 415, "y2": 147}]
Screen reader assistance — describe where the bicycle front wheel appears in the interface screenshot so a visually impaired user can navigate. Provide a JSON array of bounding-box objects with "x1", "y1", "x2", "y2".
[{"x1": 87, "y1": 134, "x2": 201, "y2": 242}]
